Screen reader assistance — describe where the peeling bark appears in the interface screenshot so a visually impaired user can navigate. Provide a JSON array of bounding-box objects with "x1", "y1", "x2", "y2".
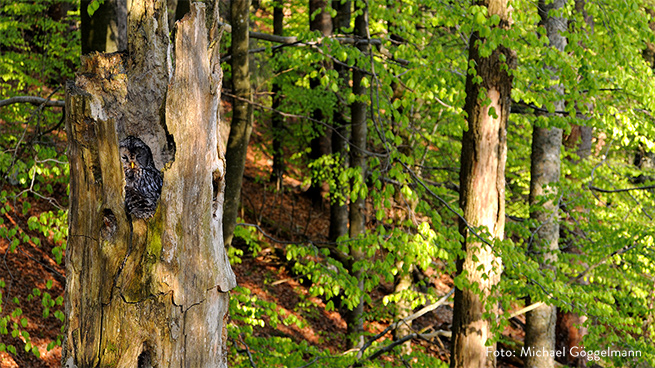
[
  {"x1": 450, "y1": 0, "x2": 515, "y2": 366},
  {"x1": 64, "y1": 2, "x2": 236, "y2": 367}
]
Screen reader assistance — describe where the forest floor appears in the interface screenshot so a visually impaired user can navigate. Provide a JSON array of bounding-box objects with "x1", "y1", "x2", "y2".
[{"x1": 0, "y1": 124, "x2": 526, "y2": 368}]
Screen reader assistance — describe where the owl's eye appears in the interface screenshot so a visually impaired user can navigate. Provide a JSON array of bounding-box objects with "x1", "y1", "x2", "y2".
[{"x1": 121, "y1": 155, "x2": 128, "y2": 162}]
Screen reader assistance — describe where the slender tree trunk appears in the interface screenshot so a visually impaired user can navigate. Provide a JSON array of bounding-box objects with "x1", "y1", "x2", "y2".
[
  {"x1": 64, "y1": 2, "x2": 236, "y2": 367},
  {"x1": 270, "y1": 2, "x2": 285, "y2": 189},
  {"x1": 306, "y1": 0, "x2": 333, "y2": 207},
  {"x1": 523, "y1": 2, "x2": 566, "y2": 367},
  {"x1": 81, "y1": 0, "x2": 127, "y2": 53},
  {"x1": 392, "y1": 263, "x2": 414, "y2": 355},
  {"x1": 328, "y1": 0, "x2": 351, "y2": 242},
  {"x1": 564, "y1": 0, "x2": 593, "y2": 162},
  {"x1": 223, "y1": 0, "x2": 252, "y2": 247},
  {"x1": 384, "y1": 1, "x2": 413, "y2": 354},
  {"x1": 347, "y1": 2, "x2": 369, "y2": 351},
  {"x1": 525, "y1": 125, "x2": 561, "y2": 368},
  {"x1": 332, "y1": 0, "x2": 351, "y2": 32},
  {"x1": 556, "y1": 2, "x2": 592, "y2": 366},
  {"x1": 450, "y1": 0, "x2": 514, "y2": 366}
]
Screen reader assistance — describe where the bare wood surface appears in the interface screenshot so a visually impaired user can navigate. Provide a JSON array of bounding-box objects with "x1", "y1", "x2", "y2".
[{"x1": 63, "y1": 2, "x2": 235, "y2": 367}]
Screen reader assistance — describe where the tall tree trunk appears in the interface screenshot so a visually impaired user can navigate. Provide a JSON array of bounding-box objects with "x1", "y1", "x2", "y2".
[
  {"x1": 564, "y1": 0, "x2": 593, "y2": 162},
  {"x1": 556, "y1": 2, "x2": 592, "y2": 366},
  {"x1": 306, "y1": 0, "x2": 333, "y2": 207},
  {"x1": 223, "y1": 0, "x2": 252, "y2": 247},
  {"x1": 328, "y1": 0, "x2": 351, "y2": 242},
  {"x1": 347, "y1": 1, "x2": 369, "y2": 351},
  {"x1": 270, "y1": 2, "x2": 285, "y2": 189},
  {"x1": 450, "y1": 0, "x2": 514, "y2": 366},
  {"x1": 81, "y1": 0, "x2": 128, "y2": 53},
  {"x1": 64, "y1": 2, "x2": 236, "y2": 367},
  {"x1": 524, "y1": 2, "x2": 566, "y2": 367},
  {"x1": 384, "y1": 1, "x2": 413, "y2": 355}
]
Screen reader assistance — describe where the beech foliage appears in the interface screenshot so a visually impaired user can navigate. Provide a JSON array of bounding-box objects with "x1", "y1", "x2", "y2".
[{"x1": 1, "y1": 0, "x2": 655, "y2": 367}]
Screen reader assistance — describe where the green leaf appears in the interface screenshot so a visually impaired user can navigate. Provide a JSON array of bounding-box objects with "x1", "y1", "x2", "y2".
[
  {"x1": 87, "y1": 0, "x2": 104, "y2": 17},
  {"x1": 475, "y1": 12, "x2": 486, "y2": 25}
]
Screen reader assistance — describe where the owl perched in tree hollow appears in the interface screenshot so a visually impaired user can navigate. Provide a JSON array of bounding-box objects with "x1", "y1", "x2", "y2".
[{"x1": 120, "y1": 136, "x2": 163, "y2": 219}]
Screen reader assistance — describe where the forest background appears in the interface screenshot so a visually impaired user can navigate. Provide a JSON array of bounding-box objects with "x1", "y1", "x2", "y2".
[{"x1": 1, "y1": 0, "x2": 655, "y2": 367}]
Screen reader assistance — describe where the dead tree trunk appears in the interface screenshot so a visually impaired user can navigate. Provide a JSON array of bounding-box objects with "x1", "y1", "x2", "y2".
[
  {"x1": 63, "y1": 2, "x2": 236, "y2": 367},
  {"x1": 450, "y1": 0, "x2": 515, "y2": 366}
]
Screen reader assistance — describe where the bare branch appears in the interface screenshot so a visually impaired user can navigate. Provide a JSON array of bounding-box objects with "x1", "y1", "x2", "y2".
[
  {"x1": 567, "y1": 240, "x2": 638, "y2": 286},
  {"x1": 589, "y1": 184, "x2": 655, "y2": 193},
  {"x1": 354, "y1": 330, "x2": 451, "y2": 366},
  {"x1": 234, "y1": 335, "x2": 257, "y2": 368},
  {"x1": 218, "y1": 21, "x2": 381, "y2": 46},
  {"x1": 509, "y1": 302, "x2": 544, "y2": 319},
  {"x1": 0, "y1": 96, "x2": 65, "y2": 108},
  {"x1": 222, "y1": 90, "x2": 387, "y2": 158},
  {"x1": 357, "y1": 288, "x2": 454, "y2": 358}
]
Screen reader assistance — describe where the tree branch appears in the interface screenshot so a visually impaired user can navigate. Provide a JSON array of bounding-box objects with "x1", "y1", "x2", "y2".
[
  {"x1": 357, "y1": 288, "x2": 454, "y2": 358},
  {"x1": 353, "y1": 330, "x2": 451, "y2": 366},
  {"x1": 509, "y1": 302, "x2": 544, "y2": 319},
  {"x1": 218, "y1": 21, "x2": 382, "y2": 46},
  {"x1": 218, "y1": 21, "x2": 409, "y2": 66},
  {"x1": 0, "y1": 96, "x2": 65, "y2": 108},
  {"x1": 589, "y1": 184, "x2": 655, "y2": 193}
]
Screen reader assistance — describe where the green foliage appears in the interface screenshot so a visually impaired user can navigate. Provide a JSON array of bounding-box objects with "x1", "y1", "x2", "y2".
[
  {"x1": 234, "y1": 0, "x2": 655, "y2": 365},
  {"x1": 86, "y1": 0, "x2": 104, "y2": 17},
  {"x1": 0, "y1": 0, "x2": 76, "y2": 361},
  {"x1": 3, "y1": 0, "x2": 655, "y2": 365}
]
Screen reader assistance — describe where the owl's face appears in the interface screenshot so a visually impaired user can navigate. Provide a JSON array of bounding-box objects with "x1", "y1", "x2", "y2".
[
  {"x1": 120, "y1": 136, "x2": 155, "y2": 182},
  {"x1": 120, "y1": 146, "x2": 140, "y2": 182}
]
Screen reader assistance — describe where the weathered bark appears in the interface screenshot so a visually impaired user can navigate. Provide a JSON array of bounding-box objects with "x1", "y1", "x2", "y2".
[
  {"x1": 450, "y1": 0, "x2": 514, "y2": 366},
  {"x1": 524, "y1": 1, "x2": 565, "y2": 367},
  {"x1": 270, "y1": 1, "x2": 285, "y2": 189},
  {"x1": 81, "y1": 0, "x2": 128, "y2": 53},
  {"x1": 166, "y1": 0, "x2": 191, "y2": 30},
  {"x1": 64, "y1": 2, "x2": 236, "y2": 367},
  {"x1": 223, "y1": 0, "x2": 252, "y2": 248},
  {"x1": 347, "y1": 2, "x2": 369, "y2": 351},
  {"x1": 328, "y1": 0, "x2": 351, "y2": 242},
  {"x1": 306, "y1": 0, "x2": 334, "y2": 207}
]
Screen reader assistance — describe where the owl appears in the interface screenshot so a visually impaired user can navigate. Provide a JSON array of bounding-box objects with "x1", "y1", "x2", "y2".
[{"x1": 119, "y1": 136, "x2": 163, "y2": 219}]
